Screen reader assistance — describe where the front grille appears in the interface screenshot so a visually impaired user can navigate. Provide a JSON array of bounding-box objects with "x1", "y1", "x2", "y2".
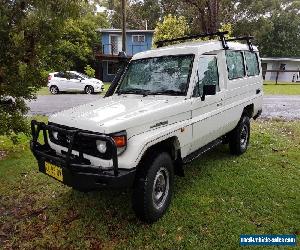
[{"x1": 48, "y1": 123, "x2": 112, "y2": 160}]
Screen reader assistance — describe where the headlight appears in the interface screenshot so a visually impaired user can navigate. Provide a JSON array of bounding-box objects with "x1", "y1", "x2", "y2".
[
  {"x1": 52, "y1": 131, "x2": 58, "y2": 140},
  {"x1": 96, "y1": 140, "x2": 107, "y2": 153}
]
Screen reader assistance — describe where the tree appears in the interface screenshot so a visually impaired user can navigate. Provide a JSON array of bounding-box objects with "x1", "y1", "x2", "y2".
[
  {"x1": 153, "y1": 14, "x2": 189, "y2": 45},
  {"x1": 233, "y1": 1, "x2": 300, "y2": 57},
  {"x1": 257, "y1": 11, "x2": 300, "y2": 57},
  {"x1": 0, "y1": 0, "x2": 85, "y2": 137},
  {"x1": 107, "y1": 0, "x2": 161, "y2": 30},
  {"x1": 51, "y1": 11, "x2": 109, "y2": 72}
]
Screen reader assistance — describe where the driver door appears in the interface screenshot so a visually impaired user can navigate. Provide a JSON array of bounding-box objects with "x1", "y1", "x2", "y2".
[{"x1": 190, "y1": 55, "x2": 225, "y2": 152}]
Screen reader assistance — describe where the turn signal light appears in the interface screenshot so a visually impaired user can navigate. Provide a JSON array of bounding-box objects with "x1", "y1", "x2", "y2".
[{"x1": 113, "y1": 135, "x2": 126, "y2": 148}]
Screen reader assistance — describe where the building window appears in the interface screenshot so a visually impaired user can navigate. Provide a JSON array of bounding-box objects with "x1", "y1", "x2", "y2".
[
  {"x1": 226, "y1": 51, "x2": 245, "y2": 80},
  {"x1": 132, "y1": 35, "x2": 145, "y2": 43},
  {"x1": 107, "y1": 61, "x2": 119, "y2": 75}
]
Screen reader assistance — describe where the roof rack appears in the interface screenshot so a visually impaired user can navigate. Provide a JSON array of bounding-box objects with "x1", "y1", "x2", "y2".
[
  {"x1": 226, "y1": 36, "x2": 254, "y2": 52},
  {"x1": 155, "y1": 31, "x2": 255, "y2": 52}
]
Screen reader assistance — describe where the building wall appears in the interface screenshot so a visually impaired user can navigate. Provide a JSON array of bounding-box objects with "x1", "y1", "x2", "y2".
[
  {"x1": 101, "y1": 32, "x2": 153, "y2": 56},
  {"x1": 100, "y1": 31, "x2": 153, "y2": 82},
  {"x1": 263, "y1": 60, "x2": 300, "y2": 82}
]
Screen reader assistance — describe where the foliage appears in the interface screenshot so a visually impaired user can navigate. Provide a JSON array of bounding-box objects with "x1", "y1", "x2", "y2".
[
  {"x1": 84, "y1": 65, "x2": 96, "y2": 78},
  {"x1": 0, "y1": 1, "x2": 109, "y2": 137},
  {"x1": 51, "y1": 11, "x2": 109, "y2": 72},
  {"x1": 106, "y1": 0, "x2": 300, "y2": 57},
  {"x1": 108, "y1": 0, "x2": 161, "y2": 30},
  {"x1": 0, "y1": 1, "x2": 83, "y2": 136},
  {"x1": 256, "y1": 11, "x2": 300, "y2": 57},
  {"x1": 153, "y1": 15, "x2": 189, "y2": 46}
]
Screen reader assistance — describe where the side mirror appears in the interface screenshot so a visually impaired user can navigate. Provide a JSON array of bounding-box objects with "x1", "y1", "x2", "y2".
[{"x1": 201, "y1": 85, "x2": 217, "y2": 101}]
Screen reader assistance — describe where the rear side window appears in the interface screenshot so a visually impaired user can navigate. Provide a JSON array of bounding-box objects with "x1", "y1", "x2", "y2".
[
  {"x1": 226, "y1": 51, "x2": 245, "y2": 80},
  {"x1": 245, "y1": 51, "x2": 260, "y2": 76},
  {"x1": 54, "y1": 72, "x2": 65, "y2": 78}
]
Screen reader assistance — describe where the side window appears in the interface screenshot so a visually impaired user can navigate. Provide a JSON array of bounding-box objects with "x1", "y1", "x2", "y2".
[
  {"x1": 70, "y1": 73, "x2": 80, "y2": 80},
  {"x1": 54, "y1": 72, "x2": 65, "y2": 78},
  {"x1": 245, "y1": 51, "x2": 260, "y2": 76},
  {"x1": 193, "y1": 56, "x2": 219, "y2": 97},
  {"x1": 226, "y1": 51, "x2": 245, "y2": 80}
]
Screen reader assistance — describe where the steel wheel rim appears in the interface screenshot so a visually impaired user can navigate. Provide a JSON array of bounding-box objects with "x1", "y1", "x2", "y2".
[
  {"x1": 152, "y1": 167, "x2": 169, "y2": 210},
  {"x1": 240, "y1": 124, "x2": 248, "y2": 148}
]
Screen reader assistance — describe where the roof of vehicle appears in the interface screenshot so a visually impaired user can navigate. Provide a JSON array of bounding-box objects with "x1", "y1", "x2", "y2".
[{"x1": 132, "y1": 40, "x2": 258, "y2": 60}]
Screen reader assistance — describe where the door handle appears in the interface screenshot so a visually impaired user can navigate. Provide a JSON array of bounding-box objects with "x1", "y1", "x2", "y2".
[{"x1": 217, "y1": 102, "x2": 222, "y2": 107}]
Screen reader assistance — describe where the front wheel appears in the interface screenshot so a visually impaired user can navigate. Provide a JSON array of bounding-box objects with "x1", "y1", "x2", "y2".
[
  {"x1": 84, "y1": 85, "x2": 94, "y2": 94},
  {"x1": 132, "y1": 152, "x2": 174, "y2": 223},
  {"x1": 229, "y1": 116, "x2": 250, "y2": 155}
]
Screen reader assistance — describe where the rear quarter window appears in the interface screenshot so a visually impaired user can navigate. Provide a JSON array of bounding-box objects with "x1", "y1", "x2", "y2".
[
  {"x1": 245, "y1": 51, "x2": 260, "y2": 76},
  {"x1": 226, "y1": 51, "x2": 245, "y2": 80}
]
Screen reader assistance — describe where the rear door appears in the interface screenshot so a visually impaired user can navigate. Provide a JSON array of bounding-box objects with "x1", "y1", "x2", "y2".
[
  {"x1": 190, "y1": 54, "x2": 225, "y2": 152},
  {"x1": 53, "y1": 72, "x2": 68, "y2": 91}
]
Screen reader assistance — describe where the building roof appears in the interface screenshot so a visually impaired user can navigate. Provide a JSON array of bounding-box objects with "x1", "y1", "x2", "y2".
[
  {"x1": 97, "y1": 28, "x2": 154, "y2": 33},
  {"x1": 262, "y1": 57, "x2": 300, "y2": 62},
  {"x1": 133, "y1": 41, "x2": 258, "y2": 60}
]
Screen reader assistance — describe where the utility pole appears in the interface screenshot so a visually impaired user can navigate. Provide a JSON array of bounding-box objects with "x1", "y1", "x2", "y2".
[{"x1": 121, "y1": 0, "x2": 126, "y2": 53}]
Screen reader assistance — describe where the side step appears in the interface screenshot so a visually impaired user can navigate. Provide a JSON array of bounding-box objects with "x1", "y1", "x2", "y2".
[{"x1": 182, "y1": 138, "x2": 223, "y2": 165}]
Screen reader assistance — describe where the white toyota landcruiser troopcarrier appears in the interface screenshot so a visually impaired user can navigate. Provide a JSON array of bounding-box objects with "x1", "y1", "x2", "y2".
[{"x1": 31, "y1": 32, "x2": 263, "y2": 223}]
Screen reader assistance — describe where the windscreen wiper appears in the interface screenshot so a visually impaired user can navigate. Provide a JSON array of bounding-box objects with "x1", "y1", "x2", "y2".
[
  {"x1": 118, "y1": 88, "x2": 150, "y2": 96},
  {"x1": 149, "y1": 90, "x2": 184, "y2": 96}
]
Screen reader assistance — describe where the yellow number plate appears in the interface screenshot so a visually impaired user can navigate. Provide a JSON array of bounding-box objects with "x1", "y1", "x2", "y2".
[{"x1": 45, "y1": 162, "x2": 63, "y2": 182}]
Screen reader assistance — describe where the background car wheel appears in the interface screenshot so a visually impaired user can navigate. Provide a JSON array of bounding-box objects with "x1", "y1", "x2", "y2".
[
  {"x1": 85, "y1": 85, "x2": 94, "y2": 94},
  {"x1": 132, "y1": 151, "x2": 174, "y2": 223},
  {"x1": 229, "y1": 116, "x2": 250, "y2": 155},
  {"x1": 50, "y1": 85, "x2": 59, "y2": 95}
]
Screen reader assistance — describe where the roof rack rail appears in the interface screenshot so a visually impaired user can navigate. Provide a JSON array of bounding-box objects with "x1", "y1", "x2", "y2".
[
  {"x1": 155, "y1": 31, "x2": 255, "y2": 52},
  {"x1": 226, "y1": 36, "x2": 254, "y2": 52},
  {"x1": 155, "y1": 31, "x2": 229, "y2": 50}
]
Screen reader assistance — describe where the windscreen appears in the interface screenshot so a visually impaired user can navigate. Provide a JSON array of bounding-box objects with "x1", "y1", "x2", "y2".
[{"x1": 117, "y1": 54, "x2": 194, "y2": 96}]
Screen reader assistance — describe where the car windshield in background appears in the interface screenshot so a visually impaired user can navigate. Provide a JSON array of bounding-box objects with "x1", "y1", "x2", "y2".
[{"x1": 117, "y1": 54, "x2": 194, "y2": 96}]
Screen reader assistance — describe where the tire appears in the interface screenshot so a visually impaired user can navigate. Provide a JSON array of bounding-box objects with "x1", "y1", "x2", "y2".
[
  {"x1": 229, "y1": 116, "x2": 250, "y2": 155},
  {"x1": 132, "y1": 152, "x2": 174, "y2": 223},
  {"x1": 85, "y1": 85, "x2": 94, "y2": 94},
  {"x1": 50, "y1": 85, "x2": 59, "y2": 95}
]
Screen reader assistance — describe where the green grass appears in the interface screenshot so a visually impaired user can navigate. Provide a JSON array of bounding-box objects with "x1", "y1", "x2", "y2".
[
  {"x1": 1, "y1": 120, "x2": 299, "y2": 249},
  {"x1": 37, "y1": 83, "x2": 111, "y2": 96},
  {"x1": 263, "y1": 84, "x2": 300, "y2": 95}
]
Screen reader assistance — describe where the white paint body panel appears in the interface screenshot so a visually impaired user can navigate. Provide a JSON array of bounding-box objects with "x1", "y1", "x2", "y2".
[{"x1": 48, "y1": 41, "x2": 263, "y2": 170}]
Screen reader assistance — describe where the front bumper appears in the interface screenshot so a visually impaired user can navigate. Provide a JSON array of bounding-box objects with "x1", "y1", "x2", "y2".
[{"x1": 30, "y1": 120, "x2": 135, "y2": 191}]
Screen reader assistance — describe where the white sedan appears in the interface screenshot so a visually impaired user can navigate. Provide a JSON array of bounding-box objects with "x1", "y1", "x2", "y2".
[{"x1": 47, "y1": 71, "x2": 104, "y2": 94}]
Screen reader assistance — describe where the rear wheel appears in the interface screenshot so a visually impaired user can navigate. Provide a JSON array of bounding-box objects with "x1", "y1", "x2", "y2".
[
  {"x1": 229, "y1": 116, "x2": 250, "y2": 155},
  {"x1": 132, "y1": 152, "x2": 174, "y2": 223},
  {"x1": 85, "y1": 85, "x2": 94, "y2": 94},
  {"x1": 50, "y1": 85, "x2": 59, "y2": 95}
]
